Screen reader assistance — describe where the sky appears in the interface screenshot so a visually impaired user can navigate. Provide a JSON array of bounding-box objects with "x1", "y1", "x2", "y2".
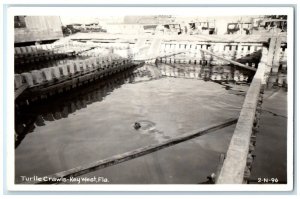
[
  {"x1": 59, "y1": 16, "x2": 124, "y2": 25},
  {"x1": 59, "y1": 15, "x2": 262, "y2": 26}
]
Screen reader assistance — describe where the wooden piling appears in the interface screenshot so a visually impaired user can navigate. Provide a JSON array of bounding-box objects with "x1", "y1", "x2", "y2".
[
  {"x1": 271, "y1": 36, "x2": 283, "y2": 73},
  {"x1": 266, "y1": 37, "x2": 277, "y2": 67}
]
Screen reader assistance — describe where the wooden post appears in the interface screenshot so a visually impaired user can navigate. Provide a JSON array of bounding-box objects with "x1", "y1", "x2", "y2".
[
  {"x1": 263, "y1": 36, "x2": 278, "y2": 81},
  {"x1": 271, "y1": 36, "x2": 282, "y2": 74},
  {"x1": 266, "y1": 37, "x2": 277, "y2": 67}
]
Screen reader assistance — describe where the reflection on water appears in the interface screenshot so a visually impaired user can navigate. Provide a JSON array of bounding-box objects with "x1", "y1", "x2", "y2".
[
  {"x1": 15, "y1": 66, "x2": 154, "y2": 148},
  {"x1": 15, "y1": 63, "x2": 247, "y2": 184},
  {"x1": 158, "y1": 63, "x2": 254, "y2": 83}
]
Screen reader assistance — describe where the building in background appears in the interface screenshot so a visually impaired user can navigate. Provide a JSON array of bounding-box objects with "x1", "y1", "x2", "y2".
[{"x1": 14, "y1": 16, "x2": 63, "y2": 45}]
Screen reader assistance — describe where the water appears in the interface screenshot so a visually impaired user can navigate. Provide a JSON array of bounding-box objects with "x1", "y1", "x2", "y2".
[
  {"x1": 15, "y1": 63, "x2": 247, "y2": 184},
  {"x1": 249, "y1": 88, "x2": 287, "y2": 184}
]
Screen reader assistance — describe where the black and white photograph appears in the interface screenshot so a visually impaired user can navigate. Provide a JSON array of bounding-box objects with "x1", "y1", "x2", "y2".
[{"x1": 3, "y1": 4, "x2": 296, "y2": 194}]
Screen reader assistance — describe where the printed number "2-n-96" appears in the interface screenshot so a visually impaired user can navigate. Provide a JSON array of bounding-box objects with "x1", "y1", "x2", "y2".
[{"x1": 258, "y1": 178, "x2": 279, "y2": 183}]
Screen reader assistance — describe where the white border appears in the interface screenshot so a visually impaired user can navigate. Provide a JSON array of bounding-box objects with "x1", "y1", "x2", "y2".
[
  {"x1": 6, "y1": 6, "x2": 294, "y2": 192},
  {"x1": 7, "y1": 6, "x2": 294, "y2": 17}
]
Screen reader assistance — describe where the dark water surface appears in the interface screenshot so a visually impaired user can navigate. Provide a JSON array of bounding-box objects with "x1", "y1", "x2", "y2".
[
  {"x1": 249, "y1": 88, "x2": 287, "y2": 184},
  {"x1": 15, "y1": 63, "x2": 247, "y2": 184}
]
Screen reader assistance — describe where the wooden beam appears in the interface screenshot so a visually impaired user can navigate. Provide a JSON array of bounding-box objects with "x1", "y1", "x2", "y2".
[
  {"x1": 199, "y1": 49, "x2": 257, "y2": 72},
  {"x1": 27, "y1": 118, "x2": 238, "y2": 184},
  {"x1": 134, "y1": 51, "x2": 186, "y2": 62}
]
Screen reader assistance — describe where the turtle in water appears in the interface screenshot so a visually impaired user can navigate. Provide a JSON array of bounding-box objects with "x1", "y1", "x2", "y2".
[
  {"x1": 132, "y1": 120, "x2": 171, "y2": 141},
  {"x1": 132, "y1": 120, "x2": 156, "y2": 131},
  {"x1": 134, "y1": 122, "x2": 141, "y2": 130}
]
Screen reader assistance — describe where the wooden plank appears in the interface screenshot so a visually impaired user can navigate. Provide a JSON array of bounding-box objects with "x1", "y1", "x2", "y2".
[
  {"x1": 145, "y1": 38, "x2": 162, "y2": 63},
  {"x1": 199, "y1": 49, "x2": 256, "y2": 72},
  {"x1": 26, "y1": 118, "x2": 238, "y2": 184},
  {"x1": 134, "y1": 51, "x2": 186, "y2": 62}
]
